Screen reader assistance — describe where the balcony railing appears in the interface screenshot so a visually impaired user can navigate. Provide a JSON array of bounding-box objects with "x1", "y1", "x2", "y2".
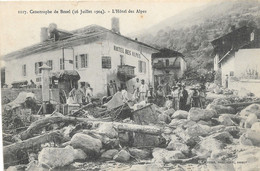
[{"x1": 117, "y1": 65, "x2": 135, "y2": 81}]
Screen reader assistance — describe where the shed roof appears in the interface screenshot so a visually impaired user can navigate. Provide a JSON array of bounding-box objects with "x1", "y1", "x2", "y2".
[{"x1": 151, "y1": 48, "x2": 184, "y2": 58}]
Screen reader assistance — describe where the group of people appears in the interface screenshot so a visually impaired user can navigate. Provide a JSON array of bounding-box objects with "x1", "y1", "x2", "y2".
[
  {"x1": 156, "y1": 82, "x2": 189, "y2": 111},
  {"x1": 132, "y1": 78, "x2": 150, "y2": 103},
  {"x1": 68, "y1": 82, "x2": 93, "y2": 106},
  {"x1": 155, "y1": 81, "x2": 207, "y2": 111}
]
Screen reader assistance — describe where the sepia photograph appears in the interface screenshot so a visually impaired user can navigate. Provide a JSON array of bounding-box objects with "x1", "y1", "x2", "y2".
[{"x1": 0, "y1": 0, "x2": 260, "y2": 170}]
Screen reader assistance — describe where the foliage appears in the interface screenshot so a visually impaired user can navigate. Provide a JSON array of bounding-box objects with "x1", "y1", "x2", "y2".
[{"x1": 137, "y1": 1, "x2": 260, "y2": 74}]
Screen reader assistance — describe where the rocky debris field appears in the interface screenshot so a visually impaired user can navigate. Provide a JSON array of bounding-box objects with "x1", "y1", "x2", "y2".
[{"x1": 3, "y1": 92, "x2": 260, "y2": 171}]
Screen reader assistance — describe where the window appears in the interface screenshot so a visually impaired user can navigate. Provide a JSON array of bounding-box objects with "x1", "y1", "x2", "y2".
[
  {"x1": 60, "y1": 58, "x2": 65, "y2": 70},
  {"x1": 138, "y1": 60, "x2": 146, "y2": 73},
  {"x1": 80, "y1": 54, "x2": 88, "y2": 68},
  {"x1": 22, "y1": 64, "x2": 26, "y2": 76},
  {"x1": 102, "y1": 56, "x2": 111, "y2": 69},
  {"x1": 125, "y1": 49, "x2": 131, "y2": 55},
  {"x1": 120, "y1": 55, "x2": 125, "y2": 65},
  {"x1": 35, "y1": 62, "x2": 43, "y2": 75},
  {"x1": 47, "y1": 60, "x2": 53, "y2": 70},
  {"x1": 75, "y1": 55, "x2": 78, "y2": 69}
]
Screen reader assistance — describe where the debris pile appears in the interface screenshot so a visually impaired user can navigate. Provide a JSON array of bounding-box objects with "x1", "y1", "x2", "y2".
[{"x1": 3, "y1": 93, "x2": 260, "y2": 171}]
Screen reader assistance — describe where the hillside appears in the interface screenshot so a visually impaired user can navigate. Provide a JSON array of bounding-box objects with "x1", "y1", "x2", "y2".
[{"x1": 133, "y1": 0, "x2": 260, "y2": 75}]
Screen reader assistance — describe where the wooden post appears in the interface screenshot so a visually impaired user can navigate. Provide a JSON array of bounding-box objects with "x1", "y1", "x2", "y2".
[{"x1": 40, "y1": 63, "x2": 51, "y2": 114}]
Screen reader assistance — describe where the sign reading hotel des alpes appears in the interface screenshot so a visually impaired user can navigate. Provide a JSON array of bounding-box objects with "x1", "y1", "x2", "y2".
[{"x1": 114, "y1": 45, "x2": 141, "y2": 58}]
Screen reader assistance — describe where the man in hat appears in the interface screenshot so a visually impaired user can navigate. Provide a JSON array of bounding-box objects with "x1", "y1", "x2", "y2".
[
  {"x1": 133, "y1": 78, "x2": 141, "y2": 93},
  {"x1": 179, "y1": 84, "x2": 189, "y2": 111},
  {"x1": 190, "y1": 85, "x2": 201, "y2": 108},
  {"x1": 171, "y1": 86, "x2": 179, "y2": 110},
  {"x1": 139, "y1": 79, "x2": 149, "y2": 102},
  {"x1": 156, "y1": 85, "x2": 165, "y2": 107}
]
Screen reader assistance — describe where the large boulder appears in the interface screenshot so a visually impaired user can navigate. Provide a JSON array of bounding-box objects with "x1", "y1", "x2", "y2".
[
  {"x1": 169, "y1": 119, "x2": 188, "y2": 127},
  {"x1": 70, "y1": 133, "x2": 102, "y2": 155},
  {"x1": 158, "y1": 113, "x2": 171, "y2": 124},
  {"x1": 164, "y1": 108, "x2": 175, "y2": 117},
  {"x1": 245, "y1": 113, "x2": 258, "y2": 128},
  {"x1": 240, "y1": 104, "x2": 260, "y2": 118},
  {"x1": 213, "y1": 87, "x2": 222, "y2": 94},
  {"x1": 166, "y1": 140, "x2": 189, "y2": 155},
  {"x1": 38, "y1": 147, "x2": 86, "y2": 168},
  {"x1": 171, "y1": 110, "x2": 189, "y2": 119},
  {"x1": 251, "y1": 122, "x2": 260, "y2": 132},
  {"x1": 192, "y1": 137, "x2": 224, "y2": 159},
  {"x1": 164, "y1": 151, "x2": 186, "y2": 163},
  {"x1": 234, "y1": 147, "x2": 260, "y2": 171},
  {"x1": 210, "y1": 132, "x2": 233, "y2": 144},
  {"x1": 101, "y1": 149, "x2": 118, "y2": 160},
  {"x1": 240, "y1": 130, "x2": 260, "y2": 147},
  {"x1": 96, "y1": 123, "x2": 118, "y2": 139},
  {"x1": 152, "y1": 148, "x2": 168, "y2": 165},
  {"x1": 225, "y1": 126, "x2": 241, "y2": 138},
  {"x1": 218, "y1": 115, "x2": 236, "y2": 126},
  {"x1": 207, "y1": 104, "x2": 236, "y2": 114},
  {"x1": 129, "y1": 148, "x2": 151, "y2": 159},
  {"x1": 186, "y1": 124, "x2": 209, "y2": 137},
  {"x1": 173, "y1": 127, "x2": 201, "y2": 147},
  {"x1": 188, "y1": 108, "x2": 217, "y2": 121},
  {"x1": 152, "y1": 148, "x2": 185, "y2": 164},
  {"x1": 113, "y1": 149, "x2": 131, "y2": 162}
]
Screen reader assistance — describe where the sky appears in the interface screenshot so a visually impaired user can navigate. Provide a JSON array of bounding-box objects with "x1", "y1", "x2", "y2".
[{"x1": 0, "y1": 1, "x2": 209, "y2": 57}]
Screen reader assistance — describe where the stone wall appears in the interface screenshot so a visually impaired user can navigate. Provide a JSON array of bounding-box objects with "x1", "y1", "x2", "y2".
[
  {"x1": 1, "y1": 88, "x2": 60, "y2": 103},
  {"x1": 229, "y1": 79, "x2": 260, "y2": 97}
]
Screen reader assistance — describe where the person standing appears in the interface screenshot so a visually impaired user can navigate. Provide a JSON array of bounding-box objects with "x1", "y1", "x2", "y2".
[
  {"x1": 225, "y1": 74, "x2": 229, "y2": 88},
  {"x1": 112, "y1": 80, "x2": 118, "y2": 93},
  {"x1": 133, "y1": 87, "x2": 140, "y2": 103},
  {"x1": 85, "y1": 83, "x2": 93, "y2": 104},
  {"x1": 171, "y1": 86, "x2": 179, "y2": 110},
  {"x1": 139, "y1": 79, "x2": 149, "y2": 102},
  {"x1": 69, "y1": 84, "x2": 84, "y2": 106},
  {"x1": 121, "y1": 85, "x2": 129, "y2": 103},
  {"x1": 108, "y1": 80, "x2": 114, "y2": 96},
  {"x1": 179, "y1": 84, "x2": 189, "y2": 111},
  {"x1": 156, "y1": 85, "x2": 165, "y2": 107},
  {"x1": 80, "y1": 82, "x2": 86, "y2": 104},
  {"x1": 133, "y1": 78, "x2": 141, "y2": 93}
]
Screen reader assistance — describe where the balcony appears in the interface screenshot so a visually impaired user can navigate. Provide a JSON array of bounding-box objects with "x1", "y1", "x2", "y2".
[
  {"x1": 153, "y1": 62, "x2": 180, "y2": 69},
  {"x1": 117, "y1": 65, "x2": 135, "y2": 81}
]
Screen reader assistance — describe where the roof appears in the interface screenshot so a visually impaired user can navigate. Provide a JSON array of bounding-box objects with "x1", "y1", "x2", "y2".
[
  {"x1": 151, "y1": 48, "x2": 184, "y2": 58},
  {"x1": 3, "y1": 25, "x2": 158, "y2": 61},
  {"x1": 211, "y1": 26, "x2": 260, "y2": 63}
]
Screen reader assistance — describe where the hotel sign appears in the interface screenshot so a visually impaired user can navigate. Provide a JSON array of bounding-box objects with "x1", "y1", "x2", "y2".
[{"x1": 114, "y1": 45, "x2": 141, "y2": 58}]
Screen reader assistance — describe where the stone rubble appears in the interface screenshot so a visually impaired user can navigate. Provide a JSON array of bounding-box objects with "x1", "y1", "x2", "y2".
[{"x1": 4, "y1": 90, "x2": 260, "y2": 171}]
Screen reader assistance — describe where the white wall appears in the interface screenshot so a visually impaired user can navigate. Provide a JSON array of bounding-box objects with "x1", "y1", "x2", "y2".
[
  {"x1": 214, "y1": 54, "x2": 220, "y2": 71},
  {"x1": 5, "y1": 33, "x2": 157, "y2": 97},
  {"x1": 220, "y1": 55, "x2": 235, "y2": 86},
  {"x1": 5, "y1": 49, "x2": 63, "y2": 86},
  {"x1": 234, "y1": 49, "x2": 260, "y2": 78}
]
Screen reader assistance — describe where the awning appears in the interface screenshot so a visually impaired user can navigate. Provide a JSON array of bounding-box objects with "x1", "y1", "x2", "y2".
[{"x1": 50, "y1": 70, "x2": 80, "y2": 80}]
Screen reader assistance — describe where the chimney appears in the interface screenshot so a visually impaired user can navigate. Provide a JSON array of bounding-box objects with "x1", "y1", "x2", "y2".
[
  {"x1": 40, "y1": 27, "x2": 48, "y2": 42},
  {"x1": 111, "y1": 17, "x2": 120, "y2": 34},
  {"x1": 48, "y1": 23, "x2": 59, "y2": 41}
]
